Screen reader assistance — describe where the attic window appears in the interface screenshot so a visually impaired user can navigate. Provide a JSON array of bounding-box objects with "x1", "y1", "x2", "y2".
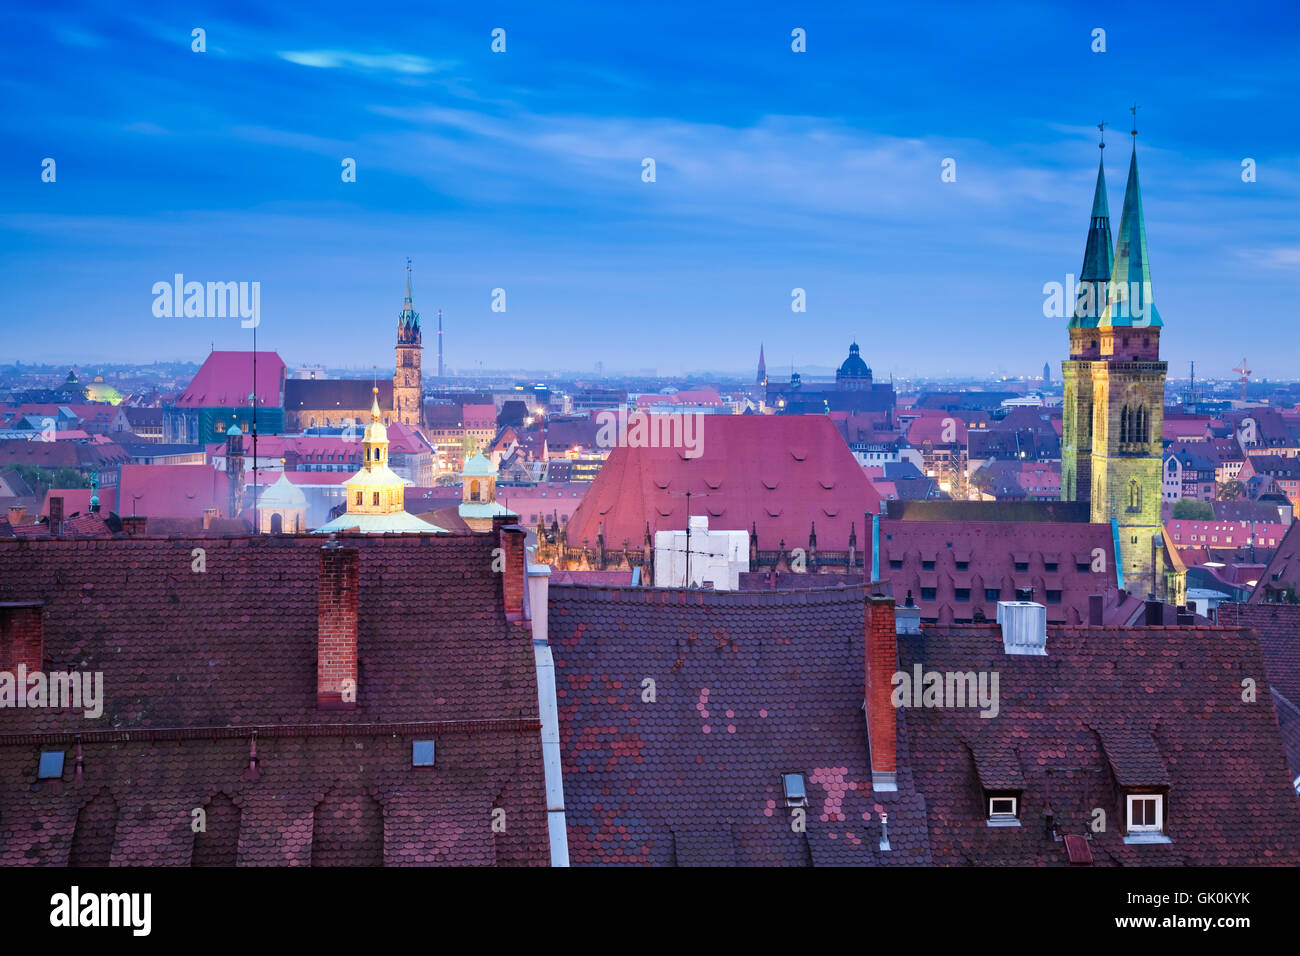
[
  {"x1": 986, "y1": 792, "x2": 1020, "y2": 826},
  {"x1": 1126, "y1": 793, "x2": 1163, "y2": 835},
  {"x1": 412, "y1": 740, "x2": 436, "y2": 767},
  {"x1": 781, "y1": 773, "x2": 807, "y2": 807},
  {"x1": 921, "y1": 559, "x2": 936, "y2": 571},
  {"x1": 1014, "y1": 561, "x2": 1029, "y2": 573},
  {"x1": 889, "y1": 559, "x2": 903, "y2": 570},
  {"x1": 38, "y1": 751, "x2": 64, "y2": 780}
]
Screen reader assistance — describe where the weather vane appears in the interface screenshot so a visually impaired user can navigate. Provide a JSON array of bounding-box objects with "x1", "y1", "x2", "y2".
[
  {"x1": 1097, "y1": 121, "x2": 1106, "y2": 149},
  {"x1": 1130, "y1": 103, "x2": 1139, "y2": 138}
]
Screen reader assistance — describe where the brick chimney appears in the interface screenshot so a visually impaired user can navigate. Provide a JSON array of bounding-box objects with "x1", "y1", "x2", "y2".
[
  {"x1": 120, "y1": 515, "x2": 147, "y2": 536},
  {"x1": 317, "y1": 543, "x2": 359, "y2": 708},
  {"x1": 1143, "y1": 595, "x2": 1163, "y2": 626},
  {"x1": 48, "y1": 496, "x2": 64, "y2": 535},
  {"x1": 0, "y1": 603, "x2": 44, "y2": 673},
  {"x1": 202, "y1": 507, "x2": 218, "y2": 531},
  {"x1": 500, "y1": 525, "x2": 526, "y2": 622},
  {"x1": 864, "y1": 594, "x2": 898, "y2": 792},
  {"x1": 7, "y1": 506, "x2": 26, "y2": 526},
  {"x1": 1088, "y1": 594, "x2": 1104, "y2": 626}
]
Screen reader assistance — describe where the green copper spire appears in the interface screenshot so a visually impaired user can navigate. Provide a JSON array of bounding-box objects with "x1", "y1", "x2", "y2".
[
  {"x1": 1101, "y1": 112, "x2": 1162, "y2": 329},
  {"x1": 1071, "y1": 127, "x2": 1114, "y2": 330},
  {"x1": 397, "y1": 258, "x2": 421, "y2": 343}
]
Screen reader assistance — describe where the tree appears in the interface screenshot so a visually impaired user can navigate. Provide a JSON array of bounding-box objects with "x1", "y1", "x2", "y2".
[
  {"x1": 1172, "y1": 498, "x2": 1214, "y2": 519},
  {"x1": 1217, "y1": 479, "x2": 1245, "y2": 501}
]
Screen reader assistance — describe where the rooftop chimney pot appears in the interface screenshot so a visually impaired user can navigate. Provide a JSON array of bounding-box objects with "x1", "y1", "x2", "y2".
[{"x1": 998, "y1": 601, "x2": 1048, "y2": 656}]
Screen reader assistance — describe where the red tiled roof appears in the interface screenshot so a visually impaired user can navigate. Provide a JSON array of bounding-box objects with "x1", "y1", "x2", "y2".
[
  {"x1": 872, "y1": 518, "x2": 1118, "y2": 624},
  {"x1": 117, "y1": 464, "x2": 230, "y2": 518},
  {"x1": 901, "y1": 623, "x2": 1300, "y2": 865},
  {"x1": 549, "y1": 584, "x2": 930, "y2": 865},
  {"x1": 0, "y1": 534, "x2": 548, "y2": 866},
  {"x1": 1217, "y1": 602, "x2": 1300, "y2": 706},
  {"x1": 1247, "y1": 521, "x2": 1300, "y2": 603},
  {"x1": 566, "y1": 415, "x2": 880, "y2": 552},
  {"x1": 40, "y1": 488, "x2": 118, "y2": 517},
  {"x1": 176, "y1": 351, "x2": 286, "y2": 408},
  {"x1": 0, "y1": 440, "x2": 129, "y2": 470}
]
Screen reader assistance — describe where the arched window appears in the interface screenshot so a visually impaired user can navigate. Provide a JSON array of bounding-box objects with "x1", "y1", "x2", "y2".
[
  {"x1": 471, "y1": 480, "x2": 481, "y2": 502},
  {"x1": 70, "y1": 790, "x2": 118, "y2": 867},
  {"x1": 192, "y1": 793, "x2": 241, "y2": 866},
  {"x1": 1129, "y1": 478, "x2": 1141, "y2": 511},
  {"x1": 1119, "y1": 406, "x2": 1130, "y2": 444},
  {"x1": 270, "y1": 513, "x2": 283, "y2": 534}
]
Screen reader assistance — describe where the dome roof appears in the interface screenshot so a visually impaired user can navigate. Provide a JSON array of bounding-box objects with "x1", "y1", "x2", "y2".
[
  {"x1": 462, "y1": 451, "x2": 497, "y2": 478},
  {"x1": 837, "y1": 342, "x2": 872, "y2": 379},
  {"x1": 258, "y1": 471, "x2": 307, "y2": 510}
]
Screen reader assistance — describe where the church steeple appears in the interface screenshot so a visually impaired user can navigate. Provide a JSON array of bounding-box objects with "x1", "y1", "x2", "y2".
[
  {"x1": 1071, "y1": 125, "x2": 1114, "y2": 329},
  {"x1": 394, "y1": 258, "x2": 425, "y2": 428},
  {"x1": 757, "y1": 343, "x2": 767, "y2": 387},
  {"x1": 313, "y1": 385, "x2": 446, "y2": 533},
  {"x1": 1101, "y1": 109, "x2": 1162, "y2": 329}
]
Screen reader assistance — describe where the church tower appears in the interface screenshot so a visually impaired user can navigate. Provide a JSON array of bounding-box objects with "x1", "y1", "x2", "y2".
[
  {"x1": 394, "y1": 261, "x2": 423, "y2": 428},
  {"x1": 1060, "y1": 127, "x2": 1113, "y2": 504},
  {"x1": 1062, "y1": 114, "x2": 1168, "y2": 599}
]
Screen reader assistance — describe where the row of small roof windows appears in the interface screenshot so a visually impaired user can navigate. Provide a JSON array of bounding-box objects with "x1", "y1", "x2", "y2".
[
  {"x1": 889, "y1": 557, "x2": 1075, "y2": 574},
  {"x1": 984, "y1": 788, "x2": 1167, "y2": 840},
  {"x1": 32, "y1": 742, "x2": 439, "y2": 782}
]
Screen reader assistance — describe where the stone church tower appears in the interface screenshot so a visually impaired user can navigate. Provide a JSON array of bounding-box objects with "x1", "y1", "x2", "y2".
[
  {"x1": 1062, "y1": 119, "x2": 1169, "y2": 600},
  {"x1": 394, "y1": 262, "x2": 423, "y2": 428}
]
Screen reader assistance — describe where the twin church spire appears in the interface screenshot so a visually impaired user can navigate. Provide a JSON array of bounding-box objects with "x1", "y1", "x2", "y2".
[{"x1": 1071, "y1": 110, "x2": 1161, "y2": 331}]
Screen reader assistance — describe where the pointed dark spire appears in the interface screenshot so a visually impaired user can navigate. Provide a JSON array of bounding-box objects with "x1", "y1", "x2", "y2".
[
  {"x1": 1071, "y1": 125, "x2": 1114, "y2": 329},
  {"x1": 1102, "y1": 112, "x2": 1162, "y2": 329},
  {"x1": 398, "y1": 259, "x2": 421, "y2": 341}
]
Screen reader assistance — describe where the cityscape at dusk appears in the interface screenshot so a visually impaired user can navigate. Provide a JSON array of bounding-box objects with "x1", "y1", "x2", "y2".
[{"x1": 2, "y1": 0, "x2": 1298, "y2": 930}]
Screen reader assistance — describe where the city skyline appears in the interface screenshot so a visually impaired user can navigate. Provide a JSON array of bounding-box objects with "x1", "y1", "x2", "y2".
[{"x1": 3, "y1": 2, "x2": 1298, "y2": 377}]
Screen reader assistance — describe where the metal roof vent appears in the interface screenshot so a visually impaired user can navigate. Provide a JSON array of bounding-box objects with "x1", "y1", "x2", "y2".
[{"x1": 997, "y1": 601, "x2": 1047, "y2": 656}]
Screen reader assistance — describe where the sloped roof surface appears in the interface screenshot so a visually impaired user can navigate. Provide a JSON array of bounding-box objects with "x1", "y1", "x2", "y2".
[
  {"x1": 549, "y1": 584, "x2": 930, "y2": 866},
  {"x1": 0, "y1": 534, "x2": 548, "y2": 866},
  {"x1": 566, "y1": 415, "x2": 881, "y2": 552},
  {"x1": 900, "y1": 623, "x2": 1300, "y2": 865}
]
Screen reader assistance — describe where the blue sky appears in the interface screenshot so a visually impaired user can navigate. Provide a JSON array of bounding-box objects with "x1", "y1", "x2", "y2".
[{"x1": 2, "y1": 0, "x2": 1298, "y2": 378}]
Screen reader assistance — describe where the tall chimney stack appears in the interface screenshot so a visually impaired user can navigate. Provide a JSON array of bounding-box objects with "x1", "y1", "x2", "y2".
[
  {"x1": 864, "y1": 594, "x2": 899, "y2": 791},
  {"x1": 500, "y1": 525, "x2": 527, "y2": 622},
  {"x1": 0, "y1": 604, "x2": 44, "y2": 673},
  {"x1": 49, "y1": 496, "x2": 64, "y2": 536},
  {"x1": 317, "y1": 543, "x2": 360, "y2": 708}
]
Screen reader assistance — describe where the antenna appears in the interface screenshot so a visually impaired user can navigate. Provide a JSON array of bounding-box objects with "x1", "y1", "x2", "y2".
[{"x1": 1233, "y1": 358, "x2": 1252, "y2": 403}]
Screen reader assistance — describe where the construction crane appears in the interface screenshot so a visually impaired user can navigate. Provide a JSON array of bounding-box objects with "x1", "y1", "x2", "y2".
[{"x1": 1232, "y1": 358, "x2": 1251, "y2": 403}]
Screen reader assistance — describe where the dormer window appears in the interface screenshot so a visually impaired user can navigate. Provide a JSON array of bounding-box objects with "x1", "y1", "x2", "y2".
[
  {"x1": 781, "y1": 773, "x2": 807, "y2": 807},
  {"x1": 1118, "y1": 790, "x2": 1170, "y2": 842},
  {"x1": 986, "y1": 791, "x2": 1020, "y2": 826},
  {"x1": 1126, "y1": 793, "x2": 1163, "y2": 835}
]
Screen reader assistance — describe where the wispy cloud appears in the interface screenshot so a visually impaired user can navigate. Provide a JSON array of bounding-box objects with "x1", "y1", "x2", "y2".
[{"x1": 278, "y1": 49, "x2": 452, "y2": 75}]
